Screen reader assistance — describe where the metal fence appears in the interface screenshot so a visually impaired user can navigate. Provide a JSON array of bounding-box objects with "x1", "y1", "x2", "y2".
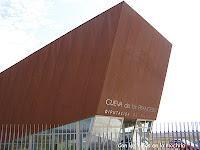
[{"x1": 0, "y1": 122, "x2": 200, "y2": 150}]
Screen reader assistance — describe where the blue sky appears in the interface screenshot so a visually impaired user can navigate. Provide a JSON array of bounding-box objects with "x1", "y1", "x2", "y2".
[{"x1": 1, "y1": 0, "x2": 200, "y2": 122}]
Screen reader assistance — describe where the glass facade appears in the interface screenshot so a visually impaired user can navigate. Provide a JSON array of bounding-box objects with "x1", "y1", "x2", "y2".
[
  {"x1": 88, "y1": 116, "x2": 124, "y2": 149},
  {"x1": 119, "y1": 120, "x2": 153, "y2": 149},
  {"x1": 0, "y1": 116, "x2": 153, "y2": 149}
]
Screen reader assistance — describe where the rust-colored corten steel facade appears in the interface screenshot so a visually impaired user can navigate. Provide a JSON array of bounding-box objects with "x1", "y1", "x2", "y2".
[{"x1": 0, "y1": 2, "x2": 172, "y2": 125}]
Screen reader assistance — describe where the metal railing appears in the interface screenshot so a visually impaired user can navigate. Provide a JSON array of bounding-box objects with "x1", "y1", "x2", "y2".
[{"x1": 0, "y1": 122, "x2": 200, "y2": 150}]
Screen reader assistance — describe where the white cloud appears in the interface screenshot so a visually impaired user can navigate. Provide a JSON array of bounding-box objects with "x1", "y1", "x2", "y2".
[
  {"x1": 0, "y1": 0, "x2": 122, "y2": 69},
  {"x1": 0, "y1": 0, "x2": 62, "y2": 71},
  {"x1": 0, "y1": 0, "x2": 54, "y2": 29}
]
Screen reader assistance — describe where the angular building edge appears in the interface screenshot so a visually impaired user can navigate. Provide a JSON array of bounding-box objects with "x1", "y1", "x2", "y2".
[
  {"x1": 0, "y1": 2, "x2": 123, "y2": 125},
  {"x1": 97, "y1": 2, "x2": 172, "y2": 121},
  {"x1": 0, "y1": 1, "x2": 172, "y2": 126}
]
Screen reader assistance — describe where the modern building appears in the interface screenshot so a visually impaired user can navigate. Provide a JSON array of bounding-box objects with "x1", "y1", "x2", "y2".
[{"x1": 0, "y1": 1, "x2": 172, "y2": 149}]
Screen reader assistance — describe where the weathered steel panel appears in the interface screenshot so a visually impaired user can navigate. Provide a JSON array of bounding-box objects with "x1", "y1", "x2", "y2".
[
  {"x1": 0, "y1": 3, "x2": 122, "y2": 124},
  {"x1": 97, "y1": 3, "x2": 172, "y2": 120},
  {"x1": 0, "y1": 2, "x2": 171, "y2": 124}
]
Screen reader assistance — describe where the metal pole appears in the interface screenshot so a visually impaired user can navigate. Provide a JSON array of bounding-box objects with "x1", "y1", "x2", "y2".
[{"x1": 76, "y1": 122, "x2": 80, "y2": 150}]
